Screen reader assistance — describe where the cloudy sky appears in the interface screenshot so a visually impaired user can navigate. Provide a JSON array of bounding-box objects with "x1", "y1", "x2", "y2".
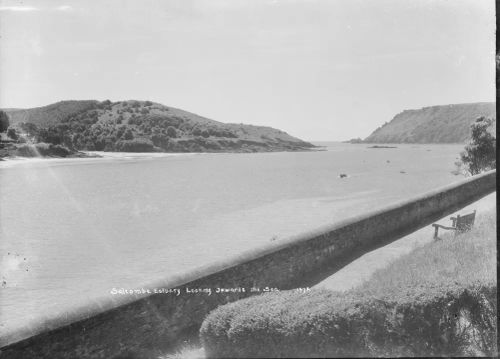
[{"x1": 0, "y1": 0, "x2": 495, "y2": 141}]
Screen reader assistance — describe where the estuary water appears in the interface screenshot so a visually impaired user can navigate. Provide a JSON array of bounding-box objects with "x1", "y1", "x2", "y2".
[{"x1": 0, "y1": 142, "x2": 465, "y2": 339}]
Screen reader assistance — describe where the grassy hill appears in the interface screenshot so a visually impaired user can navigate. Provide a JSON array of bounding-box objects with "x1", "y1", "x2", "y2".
[
  {"x1": 3, "y1": 100, "x2": 315, "y2": 153},
  {"x1": 6, "y1": 100, "x2": 100, "y2": 128},
  {"x1": 364, "y1": 102, "x2": 496, "y2": 143}
]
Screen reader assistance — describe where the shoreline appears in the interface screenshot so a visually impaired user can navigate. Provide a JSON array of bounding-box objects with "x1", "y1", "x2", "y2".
[
  {"x1": 1, "y1": 142, "x2": 466, "y2": 168},
  {"x1": 0, "y1": 147, "x2": 326, "y2": 168},
  {"x1": 0, "y1": 151, "x2": 204, "y2": 168}
]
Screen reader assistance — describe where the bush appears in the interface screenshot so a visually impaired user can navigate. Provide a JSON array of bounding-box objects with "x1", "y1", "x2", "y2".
[
  {"x1": 459, "y1": 117, "x2": 496, "y2": 175},
  {"x1": 152, "y1": 133, "x2": 169, "y2": 149},
  {"x1": 36, "y1": 127, "x2": 64, "y2": 145},
  {"x1": 7, "y1": 128, "x2": 18, "y2": 140},
  {"x1": 166, "y1": 126, "x2": 177, "y2": 138},
  {"x1": 18, "y1": 122, "x2": 39, "y2": 137},
  {"x1": 192, "y1": 127, "x2": 202, "y2": 136},
  {"x1": 123, "y1": 129, "x2": 134, "y2": 140},
  {"x1": 116, "y1": 126, "x2": 126, "y2": 139},
  {"x1": 97, "y1": 99, "x2": 112, "y2": 110},
  {"x1": 115, "y1": 139, "x2": 155, "y2": 152}
]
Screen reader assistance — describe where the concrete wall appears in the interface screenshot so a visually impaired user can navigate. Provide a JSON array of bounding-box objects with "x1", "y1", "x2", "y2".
[{"x1": 0, "y1": 170, "x2": 496, "y2": 359}]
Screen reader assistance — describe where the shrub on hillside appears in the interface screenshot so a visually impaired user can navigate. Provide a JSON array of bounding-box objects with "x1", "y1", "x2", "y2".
[
  {"x1": 151, "y1": 133, "x2": 169, "y2": 149},
  {"x1": 115, "y1": 126, "x2": 126, "y2": 139},
  {"x1": 193, "y1": 137, "x2": 222, "y2": 150},
  {"x1": 97, "y1": 100, "x2": 112, "y2": 111},
  {"x1": 201, "y1": 130, "x2": 210, "y2": 138},
  {"x1": 166, "y1": 126, "x2": 177, "y2": 138},
  {"x1": 458, "y1": 117, "x2": 496, "y2": 176},
  {"x1": 123, "y1": 129, "x2": 134, "y2": 140},
  {"x1": 115, "y1": 139, "x2": 155, "y2": 152},
  {"x1": 139, "y1": 123, "x2": 151, "y2": 134},
  {"x1": 36, "y1": 127, "x2": 64, "y2": 145},
  {"x1": 7, "y1": 128, "x2": 19, "y2": 140},
  {"x1": 18, "y1": 122, "x2": 39, "y2": 138},
  {"x1": 223, "y1": 130, "x2": 238, "y2": 138},
  {"x1": 128, "y1": 116, "x2": 139, "y2": 125}
]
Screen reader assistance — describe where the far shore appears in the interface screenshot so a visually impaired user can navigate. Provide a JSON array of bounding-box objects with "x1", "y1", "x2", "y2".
[
  {"x1": 0, "y1": 142, "x2": 464, "y2": 169},
  {"x1": 0, "y1": 146, "x2": 330, "y2": 167},
  {"x1": 0, "y1": 151, "x2": 208, "y2": 168}
]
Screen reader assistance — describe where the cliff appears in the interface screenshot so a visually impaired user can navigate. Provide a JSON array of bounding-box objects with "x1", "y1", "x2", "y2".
[{"x1": 364, "y1": 102, "x2": 496, "y2": 143}]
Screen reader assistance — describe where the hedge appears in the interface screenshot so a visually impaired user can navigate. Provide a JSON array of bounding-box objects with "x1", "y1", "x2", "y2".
[{"x1": 200, "y1": 285, "x2": 497, "y2": 358}]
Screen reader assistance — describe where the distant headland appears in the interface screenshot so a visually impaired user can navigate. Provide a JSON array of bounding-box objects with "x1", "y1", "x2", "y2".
[
  {"x1": 0, "y1": 100, "x2": 316, "y2": 159},
  {"x1": 345, "y1": 102, "x2": 496, "y2": 144}
]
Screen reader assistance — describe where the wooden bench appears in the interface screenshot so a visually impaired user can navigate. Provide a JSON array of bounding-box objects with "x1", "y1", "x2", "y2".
[{"x1": 432, "y1": 210, "x2": 476, "y2": 239}]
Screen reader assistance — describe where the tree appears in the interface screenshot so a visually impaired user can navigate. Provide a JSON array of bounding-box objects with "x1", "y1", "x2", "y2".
[
  {"x1": 0, "y1": 110, "x2": 9, "y2": 132},
  {"x1": 152, "y1": 133, "x2": 169, "y2": 149},
  {"x1": 458, "y1": 117, "x2": 496, "y2": 176},
  {"x1": 166, "y1": 126, "x2": 177, "y2": 138},
  {"x1": 7, "y1": 128, "x2": 19, "y2": 140},
  {"x1": 19, "y1": 122, "x2": 39, "y2": 137},
  {"x1": 124, "y1": 128, "x2": 134, "y2": 140},
  {"x1": 201, "y1": 130, "x2": 210, "y2": 138},
  {"x1": 116, "y1": 125, "x2": 126, "y2": 139},
  {"x1": 37, "y1": 127, "x2": 63, "y2": 145},
  {"x1": 116, "y1": 139, "x2": 155, "y2": 152}
]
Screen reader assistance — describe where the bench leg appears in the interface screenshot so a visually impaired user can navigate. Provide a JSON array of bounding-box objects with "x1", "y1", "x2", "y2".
[{"x1": 434, "y1": 226, "x2": 439, "y2": 239}]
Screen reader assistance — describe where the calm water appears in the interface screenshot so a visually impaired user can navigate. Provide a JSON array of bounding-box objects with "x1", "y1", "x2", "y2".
[{"x1": 0, "y1": 143, "x2": 465, "y2": 337}]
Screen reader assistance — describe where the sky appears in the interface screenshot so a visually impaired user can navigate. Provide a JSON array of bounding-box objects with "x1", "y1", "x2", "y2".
[{"x1": 0, "y1": 0, "x2": 495, "y2": 141}]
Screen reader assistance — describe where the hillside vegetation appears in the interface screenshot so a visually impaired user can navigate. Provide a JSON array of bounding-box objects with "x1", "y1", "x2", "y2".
[
  {"x1": 3, "y1": 100, "x2": 315, "y2": 153},
  {"x1": 201, "y1": 209, "x2": 497, "y2": 357},
  {"x1": 364, "y1": 102, "x2": 496, "y2": 143}
]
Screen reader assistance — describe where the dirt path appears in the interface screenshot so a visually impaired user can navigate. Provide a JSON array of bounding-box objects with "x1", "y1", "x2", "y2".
[{"x1": 314, "y1": 192, "x2": 496, "y2": 292}]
